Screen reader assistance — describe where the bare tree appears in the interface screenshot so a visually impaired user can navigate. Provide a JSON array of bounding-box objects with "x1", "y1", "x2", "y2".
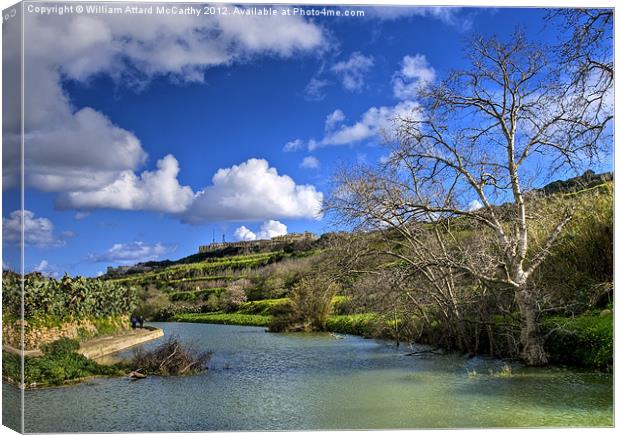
[
  {"x1": 329, "y1": 31, "x2": 611, "y2": 365},
  {"x1": 547, "y1": 8, "x2": 613, "y2": 136}
]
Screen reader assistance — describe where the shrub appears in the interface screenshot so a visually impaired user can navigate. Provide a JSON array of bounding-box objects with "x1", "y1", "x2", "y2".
[
  {"x1": 219, "y1": 280, "x2": 249, "y2": 312},
  {"x1": 41, "y1": 338, "x2": 80, "y2": 355},
  {"x1": 2, "y1": 338, "x2": 124, "y2": 387},
  {"x1": 543, "y1": 311, "x2": 613, "y2": 371},
  {"x1": 130, "y1": 336, "x2": 212, "y2": 376},
  {"x1": 3, "y1": 271, "x2": 137, "y2": 322},
  {"x1": 269, "y1": 275, "x2": 339, "y2": 332},
  {"x1": 325, "y1": 314, "x2": 379, "y2": 336},
  {"x1": 174, "y1": 312, "x2": 271, "y2": 327}
]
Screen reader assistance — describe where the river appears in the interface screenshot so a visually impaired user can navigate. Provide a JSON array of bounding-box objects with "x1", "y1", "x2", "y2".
[{"x1": 2, "y1": 322, "x2": 613, "y2": 431}]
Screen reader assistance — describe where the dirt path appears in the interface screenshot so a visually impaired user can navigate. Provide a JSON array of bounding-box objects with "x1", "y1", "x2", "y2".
[{"x1": 3, "y1": 326, "x2": 164, "y2": 360}]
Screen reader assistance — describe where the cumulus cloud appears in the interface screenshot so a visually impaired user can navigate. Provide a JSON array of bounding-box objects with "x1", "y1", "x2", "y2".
[
  {"x1": 331, "y1": 52, "x2": 374, "y2": 92},
  {"x1": 234, "y1": 226, "x2": 258, "y2": 241},
  {"x1": 57, "y1": 155, "x2": 194, "y2": 213},
  {"x1": 393, "y1": 54, "x2": 436, "y2": 100},
  {"x1": 184, "y1": 159, "x2": 323, "y2": 223},
  {"x1": 283, "y1": 139, "x2": 304, "y2": 152},
  {"x1": 234, "y1": 220, "x2": 288, "y2": 241},
  {"x1": 4, "y1": 10, "x2": 327, "y2": 213},
  {"x1": 34, "y1": 260, "x2": 50, "y2": 273},
  {"x1": 320, "y1": 100, "x2": 420, "y2": 147},
  {"x1": 89, "y1": 241, "x2": 176, "y2": 264},
  {"x1": 2, "y1": 210, "x2": 65, "y2": 248},
  {"x1": 33, "y1": 260, "x2": 61, "y2": 278},
  {"x1": 301, "y1": 156, "x2": 320, "y2": 169},
  {"x1": 467, "y1": 199, "x2": 484, "y2": 211}
]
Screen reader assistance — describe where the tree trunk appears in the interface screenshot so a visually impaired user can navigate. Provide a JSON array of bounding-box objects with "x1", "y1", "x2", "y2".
[{"x1": 516, "y1": 289, "x2": 548, "y2": 366}]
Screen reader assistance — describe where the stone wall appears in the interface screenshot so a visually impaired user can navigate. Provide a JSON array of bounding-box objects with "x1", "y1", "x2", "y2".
[
  {"x1": 2, "y1": 316, "x2": 129, "y2": 350},
  {"x1": 199, "y1": 231, "x2": 317, "y2": 253}
]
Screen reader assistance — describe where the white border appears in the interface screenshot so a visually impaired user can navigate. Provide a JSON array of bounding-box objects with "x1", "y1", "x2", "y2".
[{"x1": 0, "y1": 1, "x2": 616, "y2": 435}]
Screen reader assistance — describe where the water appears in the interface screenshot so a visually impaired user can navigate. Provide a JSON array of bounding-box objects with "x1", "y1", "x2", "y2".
[{"x1": 3, "y1": 322, "x2": 613, "y2": 432}]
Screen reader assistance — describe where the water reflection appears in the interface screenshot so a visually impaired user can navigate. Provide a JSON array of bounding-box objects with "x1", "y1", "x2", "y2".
[{"x1": 4, "y1": 322, "x2": 612, "y2": 432}]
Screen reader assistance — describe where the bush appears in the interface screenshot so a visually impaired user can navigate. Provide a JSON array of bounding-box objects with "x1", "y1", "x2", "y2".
[
  {"x1": 543, "y1": 311, "x2": 613, "y2": 371},
  {"x1": 174, "y1": 312, "x2": 271, "y2": 326},
  {"x1": 3, "y1": 338, "x2": 123, "y2": 387},
  {"x1": 41, "y1": 337, "x2": 80, "y2": 355},
  {"x1": 325, "y1": 314, "x2": 379, "y2": 336},
  {"x1": 237, "y1": 298, "x2": 289, "y2": 315},
  {"x1": 219, "y1": 280, "x2": 249, "y2": 312},
  {"x1": 130, "y1": 336, "x2": 212, "y2": 376},
  {"x1": 269, "y1": 275, "x2": 339, "y2": 332},
  {"x1": 151, "y1": 304, "x2": 203, "y2": 321},
  {"x1": 3, "y1": 271, "x2": 137, "y2": 322}
]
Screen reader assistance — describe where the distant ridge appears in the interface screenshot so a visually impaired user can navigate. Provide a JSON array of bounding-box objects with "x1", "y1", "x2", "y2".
[{"x1": 538, "y1": 170, "x2": 613, "y2": 195}]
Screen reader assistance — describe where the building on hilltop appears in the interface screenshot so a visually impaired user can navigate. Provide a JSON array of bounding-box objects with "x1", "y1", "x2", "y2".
[{"x1": 198, "y1": 231, "x2": 317, "y2": 253}]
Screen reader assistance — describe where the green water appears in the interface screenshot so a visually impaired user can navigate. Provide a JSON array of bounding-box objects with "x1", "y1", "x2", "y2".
[{"x1": 2, "y1": 322, "x2": 613, "y2": 431}]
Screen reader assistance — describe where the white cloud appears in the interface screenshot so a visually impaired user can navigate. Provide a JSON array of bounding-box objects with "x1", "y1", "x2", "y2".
[
  {"x1": 24, "y1": 108, "x2": 147, "y2": 192},
  {"x1": 4, "y1": 11, "x2": 327, "y2": 213},
  {"x1": 184, "y1": 159, "x2": 323, "y2": 223},
  {"x1": 301, "y1": 156, "x2": 320, "y2": 169},
  {"x1": 304, "y1": 77, "x2": 329, "y2": 101},
  {"x1": 283, "y1": 139, "x2": 304, "y2": 152},
  {"x1": 2, "y1": 210, "x2": 65, "y2": 248},
  {"x1": 33, "y1": 260, "x2": 61, "y2": 278},
  {"x1": 56, "y1": 154, "x2": 194, "y2": 213},
  {"x1": 467, "y1": 199, "x2": 484, "y2": 211},
  {"x1": 307, "y1": 139, "x2": 320, "y2": 152},
  {"x1": 234, "y1": 220, "x2": 288, "y2": 241},
  {"x1": 257, "y1": 220, "x2": 288, "y2": 239},
  {"x1": 325, "y1": 109, "x2": 346, "y2": 131},
  {"x1": 365, "y1": 7, "x2": 472, "y2": 30},
  {"x1": 320, "y1": 100, "x2": 421, "y2": 147},
  {"x1": 331, "y1": 52, "x2": 374, "y2": 92},
  {"x1": 34, "y1": 260, "x2": 49, "y2": 273},
  {"x1": 89, "y1": 241, "x2": 176, "y2": 264},
  {"x1": 234, "y1": 225, "x2": 258, "y2": 241},
  {"x1": 393, "y1": 54, "x2": 436, "y2": 100}
]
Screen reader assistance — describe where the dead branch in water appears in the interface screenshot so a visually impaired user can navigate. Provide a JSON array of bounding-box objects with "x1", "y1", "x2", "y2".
[{"x1": 131, "y1": 336, "x2": 212, "y2": 376}]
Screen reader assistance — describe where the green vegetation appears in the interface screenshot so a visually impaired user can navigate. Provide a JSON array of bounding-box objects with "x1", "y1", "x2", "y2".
[
  {"x1": 174, "y1": 312, "x2": 272, "y2": 327},
  {"x1": 108, "y1": 252, "x2": 288, "y2": 287},
  {"x1": 116, "y1": 181, "x2": 612, "y2": 372},
  {"x1": 325, "y1": 314, "x2": 379, "y2": 337},
  {"x1": 6, "y1": 175, "x2": 604, "y2": 375},
  {"x1": 169, "y1": 287, "x2": 225, "y2": 302},
  {"x1": 237, "y1": 298, "x2": 289, "y2": 315},
  {"x1": 3, "y1": 272, "x2": 137, "y2": 322},
  {"x1": 543, "y1": 310, "x2": 613, "y2": 370},
  {"x1": 2, "y1": 339, "x2": 123, "y2": 388}
]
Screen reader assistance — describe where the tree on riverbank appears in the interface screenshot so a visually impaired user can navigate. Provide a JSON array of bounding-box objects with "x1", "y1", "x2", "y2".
[{"x1": 328, "y1": 30, "x2": 612, "y2": 365}]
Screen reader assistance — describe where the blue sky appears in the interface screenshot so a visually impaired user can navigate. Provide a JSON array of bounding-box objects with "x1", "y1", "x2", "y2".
[{"x1": 2, "y1": 5, "x2": 612, "y2": 277}]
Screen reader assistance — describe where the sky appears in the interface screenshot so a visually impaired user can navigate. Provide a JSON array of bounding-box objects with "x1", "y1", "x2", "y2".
[{"x1": 1, "y1": 3, "x2": 613, "y2": 277}]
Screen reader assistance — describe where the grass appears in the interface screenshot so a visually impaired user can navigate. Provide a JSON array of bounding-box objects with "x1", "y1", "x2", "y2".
[
  {"x1": 325, "y1": 314, "x2": 379, "y2": 336},
  {"x1": 543, "y1": 310, "x2": 613, "y2": 371},
  {"x1": 237, "y1": 298, "x2": 289, "y2": 315},
  {"x1": 173, "y1": 312, "x2": 272, "y2": 327},
  {"x1": 172, "y1": 309, "x2": 380, "y2": 335},
  {"x1": 108, "y1": 252, "x2": 287, "y2": 286},
  {"x1": 168, "y1": 287, "x2": 226, "y2": 302},
  {"x1": 489, "y1": 364, "x2": 513, "y2": 378},
  {"x1": 167, "y1": 275, "x2": 241, "y2": 285},
  {"x1": 2, "y1": 338, "x2": 124, "y2": 388}
]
